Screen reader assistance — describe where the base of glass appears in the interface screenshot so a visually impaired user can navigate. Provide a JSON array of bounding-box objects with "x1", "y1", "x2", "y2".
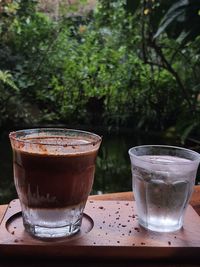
[
  {"x1": 21, "y1": 202, "x2": 85, "y2": 239},
  {"x1": 24, "y1": 219, "x2": 81, "y2": 238},
  {"x1": 138, "y1": 218, "x2": 183, "y2": 233}
]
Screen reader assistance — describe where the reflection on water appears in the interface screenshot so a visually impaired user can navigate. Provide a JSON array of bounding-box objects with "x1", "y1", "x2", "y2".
[
  {"x1": 0, "y1": 131, "x2": 17, "y2": 204},
  {"x1": 0, "y1": 129, "x2": 199, "y2": 204}
]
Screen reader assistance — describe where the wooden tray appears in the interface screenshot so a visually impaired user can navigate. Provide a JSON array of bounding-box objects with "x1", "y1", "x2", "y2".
[{"x1": 1, "y1": 199, "x2": 200, "y2": 260}]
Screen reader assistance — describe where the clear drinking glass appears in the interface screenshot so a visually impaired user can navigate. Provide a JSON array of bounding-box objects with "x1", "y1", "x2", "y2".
[
  {"x1": 128, "y1": 145, "x2": 200, "y2": 232},
  {"x1": 9, "y1": 128, "x2": 101, "y2": 238}
]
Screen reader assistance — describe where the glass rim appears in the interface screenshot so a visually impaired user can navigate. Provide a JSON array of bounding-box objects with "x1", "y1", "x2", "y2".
[
  {"x1": 128, "y1": 144, "x2": 200, "y2": 165},
  {"x1": 9, "y1": 128, "x2": 102, "y2": 147}
]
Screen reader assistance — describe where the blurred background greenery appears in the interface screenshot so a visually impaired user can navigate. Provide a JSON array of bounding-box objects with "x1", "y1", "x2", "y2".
[{"x1": 0, "y1": 0, "x2": 199, "y2": 204}]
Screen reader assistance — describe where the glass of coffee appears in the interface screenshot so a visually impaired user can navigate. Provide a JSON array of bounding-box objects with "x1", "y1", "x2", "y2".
[
  {"x1": 129, "y1": 145, "x2": 200, "y2": 232},
  {"x1": 9, "y1": 128, "x2": 101, "y2": 238}
]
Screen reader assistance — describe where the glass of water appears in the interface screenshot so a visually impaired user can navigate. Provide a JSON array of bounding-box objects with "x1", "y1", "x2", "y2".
[{"x1": 128, "y1": 145, "x2": 200, "y2": 232}]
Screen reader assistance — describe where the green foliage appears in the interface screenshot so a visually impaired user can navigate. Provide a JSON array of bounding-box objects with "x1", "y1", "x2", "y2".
[
  {"x1": 0, "y1": 0, "x2": 199, "y2": 143},
  {"x1": 154, "y1": 0, "x2": 200, "y2": 44},
  {"x1": 0, "y1": 70, "x2": 18, "y2": 91},
  {"x1": 0, "y1": 70, "x2": 25, "y2": 128},
  {"x1": 132, "y1": 0, "x2": 200, "y2": 141}
]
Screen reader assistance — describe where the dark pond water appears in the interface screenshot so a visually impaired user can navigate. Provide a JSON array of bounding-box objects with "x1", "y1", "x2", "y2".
[{"x1": 0, "y1": 129, "x2": 199, "y2": 205}]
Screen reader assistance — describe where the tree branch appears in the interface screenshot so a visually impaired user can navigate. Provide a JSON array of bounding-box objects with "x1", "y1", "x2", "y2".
[
  {"x1": 140, "y1": 0, "x2": 194, "y2": 113},
  {"x1": 148, "y1": 39, "x2": 194, "y2": 112}
]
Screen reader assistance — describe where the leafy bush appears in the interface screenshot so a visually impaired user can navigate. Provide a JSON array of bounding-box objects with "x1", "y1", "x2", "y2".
[
  {"x1": 0, "y1": 0, "x2": 199, "y2": 142},
  {"x1": 0, "y1": 70, "x2": 28, "y2": 127}
]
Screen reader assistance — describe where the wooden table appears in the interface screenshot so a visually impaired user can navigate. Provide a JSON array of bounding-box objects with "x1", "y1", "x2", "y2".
[{"x1": 1, "y1": 186, "x2": 200, "y2": 267}]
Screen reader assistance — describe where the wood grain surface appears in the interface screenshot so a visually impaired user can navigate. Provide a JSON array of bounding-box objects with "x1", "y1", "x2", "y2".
[{"x1": 1, "y1": 186, "x2": 200, "y2": 267}]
